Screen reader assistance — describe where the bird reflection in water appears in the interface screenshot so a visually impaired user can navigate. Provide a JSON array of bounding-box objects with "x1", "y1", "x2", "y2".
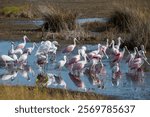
[
  {"x1": 68, "y1": 72, "x2": 86, "y2": 91},
  {"x1": 19, "y1": 64, "x2": 35, "y2": 81}
]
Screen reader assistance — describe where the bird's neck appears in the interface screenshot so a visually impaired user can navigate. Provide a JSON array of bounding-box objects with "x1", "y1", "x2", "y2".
[
  {"x1": 74, "y1": 39, "x2": 76, "y2": 46},
  {"x1": 24, "y1": 38, "x2": 26, "y2": 44},
  {"x1": 106, "y1": 39, "x2": 109, "y2": 47},
  {"x1": 11, "y1": 44, "x2": 14, "y2": 51},
  {"x1": 84, "y1": 56, "x2": 87, "y2": 63}
]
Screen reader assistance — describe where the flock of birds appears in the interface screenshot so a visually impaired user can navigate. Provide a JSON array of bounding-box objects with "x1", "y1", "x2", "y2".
[{"x1": 0, "y1": 35, "x2": 150, "y2": 89}]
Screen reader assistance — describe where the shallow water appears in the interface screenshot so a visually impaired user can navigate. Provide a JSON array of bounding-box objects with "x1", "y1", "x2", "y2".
[
  {"x1": 0, "y1": 41, "x2": 150, "y2": 99},
  {"x1": 0, "y1": 18, "x2": 109, "y2": 27}
]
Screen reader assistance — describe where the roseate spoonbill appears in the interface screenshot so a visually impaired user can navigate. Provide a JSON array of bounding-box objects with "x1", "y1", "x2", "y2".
[
  {"x1": 87, "y1": 44, "x2": 101, "y2": 60},
  {"x1": 128, "y1": 47, "x2": 149, "y2": 75},
  {"x1": 8, "y1": 42, "x2": 22, "y2": 57},
  {"x1": 126, "y1": 47, "x2": 137, "y2": 64},
  {"x1": 18, "y1": 52, "x2": 29, "y2": 64},
  {"x1": 55, "y1": 55, "x2": 67, "y2": 71},
  {"x1": 79, "y1": 46, "x2": 87, "y2": 57},
  {"x1": 109, "y1": 40, "x2": 120, "y2": 56},
  {"x1": 67, "y1": 50, "x2": 81, "y2": 66},
  {"x1": 62, "y1": 38, "x2": 78, "y2": 54},
  {"x1": 16, "y1": 35, "x2": 29, "y2": 49},
  {"x1": 13, "y1": 48, "x2": 23, "y2": 57},
  {"x1": 111, "y1": 47, "x2": 125, "y2": 64},
  {"x1": 115, "y1": 37, "x2": 123, "y2": 50},
  {"x1": 23, "y1": 42, "x2": 38, "y2": 55},
  {"x1": 99, "y1": 39, "x2": 109, "y2": 58},
  {"x1": 72, "y1": 54, "x2": 87, "y2": 76}
]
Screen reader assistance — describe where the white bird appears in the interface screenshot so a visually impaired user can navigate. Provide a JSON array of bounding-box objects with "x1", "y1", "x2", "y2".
[
  {"x1": 56, "y1": 55, "x2": 67, "y2": 71},
  {"x1": 18, "y1": 53, "x2": 29, "y2": 64},
  {"x1": 23, "y1": 42, "x2": 37, "y2": 55},
  {"x1": 79, "y1": 46, "x2": 87, "y2": 57},
  {"x1": 0, "y1": 55, "x2": 16, "y2": 66},
  {"x1": 16, "y1": 35, "x2": 29, "y2": 49},
  {"x1": 115, "y1": 37, "x2": 122, "y2": 50},
  {"x1": 72, "y1": 54, "x2": 87, "y2": 75},
  {"x1": 0, "y1": 70, "x2": 18, "y2": 80}
]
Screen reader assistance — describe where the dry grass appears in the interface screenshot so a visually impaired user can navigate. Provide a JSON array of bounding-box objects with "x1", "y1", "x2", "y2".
[
  {"x1": 37, "y1": 4, "x2": 77, "y2": 32},
  {"x1": 109, "y1": 0, "x2": 150, "y2": 49},
  {"x1": 0, "y1": 85, "x2": 113, "y2": 100}
]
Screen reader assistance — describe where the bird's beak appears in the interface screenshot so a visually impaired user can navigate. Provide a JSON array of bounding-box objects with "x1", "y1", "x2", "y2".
[{"x1": 26, "y1": 37, "x2": 30, "y2": 41}]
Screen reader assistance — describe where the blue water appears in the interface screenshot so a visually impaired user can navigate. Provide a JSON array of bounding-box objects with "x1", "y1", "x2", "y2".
[
  {"x1": 0, "y1": 41, "x2": 150, "y2": 99},
  {"x1": 0, "y1": 18, "x2": 109, "y2": 27}
]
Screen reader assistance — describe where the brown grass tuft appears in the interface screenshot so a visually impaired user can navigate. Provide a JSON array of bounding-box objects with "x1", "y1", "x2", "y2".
[
  {"x1": 37, "y1": 4, "x2": 77, "y2": 32},
  {"x1": 109, "y1": 0, "x2": 150, "y2": 49}
]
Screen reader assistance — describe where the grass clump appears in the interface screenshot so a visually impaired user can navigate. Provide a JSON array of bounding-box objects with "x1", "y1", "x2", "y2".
[
  {"x1": 0, "y1": 6, "x2": 21, "y2": 17},
  {"x1": 109, "y1": 0, "x2": 150, "y2": 50},
  {"x1": 38, "y1": 4, "x2": 77, "y2": 32}
]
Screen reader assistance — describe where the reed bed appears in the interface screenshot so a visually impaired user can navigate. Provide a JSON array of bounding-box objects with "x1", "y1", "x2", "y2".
[{"x1": 109, "y1": 0, "x2": 150, "y2": 49}]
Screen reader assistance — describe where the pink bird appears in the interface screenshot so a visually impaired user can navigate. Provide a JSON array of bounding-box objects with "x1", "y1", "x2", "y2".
[
  {"x1": 111, "y1": 47, "x2": 125, "y2": 64},
  {"x1": 16, "y1": 35, "x2": 29, "y2": 49},
  {"x1": 128, "y1": 47, "x2": 150, "y2": 76},
  {"x1": 67, "y1": 50, "x2": 81, "y2": 65},
  {"x1": 62, "y1": 38, "x2": 78, "y2": 54},
  {"x1": 99, "y1": 39, "x2": 109, "y2": 58},
  {"x1": 71, "y1": 54, "x2": 87, "y2": 76},
  {"x1": 126, "y1": 47, "x2": 137, "y2": 64},
  {"x1": 87, "y1": 44, "x2": 101, "y2": 60},
  {"x1": 114, "y1": 37, "x2": 123, "y2": 50}
]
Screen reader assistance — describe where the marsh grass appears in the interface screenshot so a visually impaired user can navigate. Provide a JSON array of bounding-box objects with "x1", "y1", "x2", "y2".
[
  {"x1": 36, "y1": 4, "x2": 77, "y2": 32},
  {"x1": 109, "y1": 0, "x2": 150, "y2": 49},
  {"x1": 0, "y1": 85, "x2": 113, "y2": 100}
]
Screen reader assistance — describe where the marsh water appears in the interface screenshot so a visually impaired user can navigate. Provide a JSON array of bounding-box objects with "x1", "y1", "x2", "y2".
[
  {"x1": 0, "y1": 18, "x2": 109, "y2": 27},
  {"x1": 0, "y1": 41, "x2": 150, "y2": 99}
]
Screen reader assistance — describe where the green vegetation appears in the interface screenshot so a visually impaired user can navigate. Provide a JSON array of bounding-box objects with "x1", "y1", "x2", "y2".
[
  {"x1": 0, "y1": 6, "x2": 21, "y2": 16},
  {"x1": 0, "y1": 85, "x2": 113, "y2": 100},
  {"x1": 0, "y1": 4, "x2": 37, "y2": 18}
]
